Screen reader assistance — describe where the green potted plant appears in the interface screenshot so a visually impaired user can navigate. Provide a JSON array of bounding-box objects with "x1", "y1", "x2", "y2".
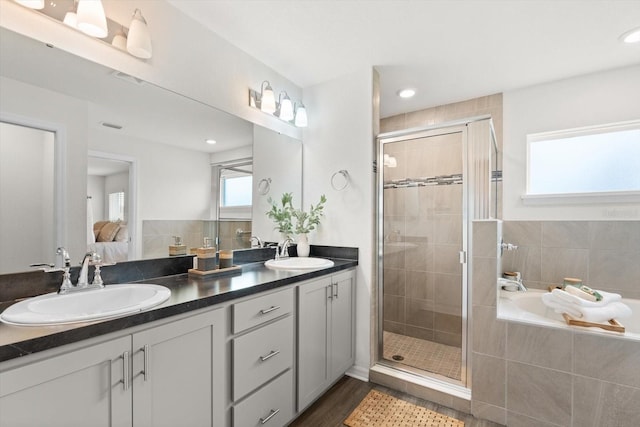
[
  {"x1": 266, "y1": 192, "x2": 294, "y2": 238},
  {"x1": 267, "y1": 193, "x2": 327, "y2": 257}
]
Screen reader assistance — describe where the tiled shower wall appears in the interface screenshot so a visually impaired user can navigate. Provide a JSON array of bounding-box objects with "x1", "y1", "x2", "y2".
[
  {"x1": 471, "y1": 220, "x2": 640, "y2": 426},
  {"x1": 382, "y1": 133, "x2": 463, "y2": 347},
  {"x1": 379, "y1": 93, "x2": 504, "y2": 349}
]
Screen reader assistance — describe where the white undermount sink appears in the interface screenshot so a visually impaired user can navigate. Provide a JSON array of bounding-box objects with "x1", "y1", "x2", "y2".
[
  {"x1": 265, "y1": 257, "x2": 335, "y2": 270},
  {"x1": 0, "y1": 284, "x2": 171, "y2": 326}
]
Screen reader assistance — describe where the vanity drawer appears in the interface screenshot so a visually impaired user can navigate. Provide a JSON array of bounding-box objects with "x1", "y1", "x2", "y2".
[
  {"x1": 233, "y1": 287, "x2": 293, "y2": 334},
  {"x1": 233, "y1": 315, "x2": 293, "y2": 401},
  {"x1": 233, "y1": 370, "x2": 293, "y2": 427}
]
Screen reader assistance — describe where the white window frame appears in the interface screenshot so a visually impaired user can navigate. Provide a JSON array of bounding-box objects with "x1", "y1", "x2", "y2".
[
  {"x1": 522, "y1": 119, "x2": 640, "y2": 205},
  {"x1": 219, "y1": 168, "x2": 252, "y2": 219}
]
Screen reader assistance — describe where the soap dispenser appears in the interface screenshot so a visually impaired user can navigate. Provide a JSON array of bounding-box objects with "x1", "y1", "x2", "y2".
[
  {"x1": 195, "y1": 237, "x2": 217, "y2": 271},
  {"x1": 169, "y1": 236, "x2": 187, "y2": 256}
]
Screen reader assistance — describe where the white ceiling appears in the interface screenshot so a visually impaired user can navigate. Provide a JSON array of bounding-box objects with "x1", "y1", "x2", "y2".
[{"x1": 169, "y1": 0, "x2": 640, "y2": 118}]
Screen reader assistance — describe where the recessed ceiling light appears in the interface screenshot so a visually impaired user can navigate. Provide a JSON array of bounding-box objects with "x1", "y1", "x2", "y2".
[
  {"x1": 397, "y1": 88, "x2": 416, "y2": 99},
  {"x1": 205, "y1": 139, "x2": 217, "y2": 145},
  {"x1": 620, "y1": 26, "x2": 640, "y2": 44}
]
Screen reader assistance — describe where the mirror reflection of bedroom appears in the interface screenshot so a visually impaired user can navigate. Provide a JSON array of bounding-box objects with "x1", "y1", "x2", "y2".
[{"x1": 87, "y1": 156, "x2": 132, "y2": 264}]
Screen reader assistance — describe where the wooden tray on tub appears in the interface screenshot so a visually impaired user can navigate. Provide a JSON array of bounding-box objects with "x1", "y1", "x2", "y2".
[{"x1": 561, "y1": 313, "x2": 625, "y2": 333}]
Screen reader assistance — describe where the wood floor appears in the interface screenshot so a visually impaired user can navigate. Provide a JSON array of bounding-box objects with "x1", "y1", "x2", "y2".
[{"x1": 289, "y1": 376, "x2": 503, "y2": 427}]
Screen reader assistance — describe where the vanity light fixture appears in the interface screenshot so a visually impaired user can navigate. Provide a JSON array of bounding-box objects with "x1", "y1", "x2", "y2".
[
  {"x1": 294, "y1": 102, "x2": 308, "y2": 128},
  {"x1": 127, "y1": 9, "x2": 153, "y2": 59},
  {"x1": 63, "y1": 3, "x2": 78, "y2": 28},
  {"x1": 620, "y1": 26, "x2": 640, "y2": 44},
  {"x1": 397, "y1": 88, "x2": 416, "y2": 99},
  {"x1": 277, "y1": 91, "x2": 294, "y2": 121},
  {"x1": 76, "y1": 0, "x2": 108, "y2": 38},
  {"x1": 14, "y1": 0, "x2": 45, "y2": 9},
  {"x1": 111, "y1": 27, "x2": 127, "y2": 51},
  {"x1": 259, "y1": 81, "x2": 277, "y2": 114},
  {"x1": 248, "y1": 83, "x2": 307, "y2": 127}
]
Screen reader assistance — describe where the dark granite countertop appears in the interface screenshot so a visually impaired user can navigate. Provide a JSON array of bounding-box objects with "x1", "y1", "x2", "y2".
[{"x1": 0, "y1": 256, "x2": 357, "y2": 363}]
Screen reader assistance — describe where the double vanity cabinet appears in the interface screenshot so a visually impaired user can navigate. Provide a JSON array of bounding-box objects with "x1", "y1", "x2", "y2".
[{"x1": 0, "y1": 265, "x2": 356, "y2": 427}]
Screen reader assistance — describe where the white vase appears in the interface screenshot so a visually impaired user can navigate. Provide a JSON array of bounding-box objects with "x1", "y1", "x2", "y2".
[{"x1": 297, "y1": 234, "x2": 310, "y2": 257}]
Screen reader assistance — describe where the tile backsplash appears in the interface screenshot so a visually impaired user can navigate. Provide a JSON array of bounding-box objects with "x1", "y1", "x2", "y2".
[{"x1": 502, "y1": 220, "x2": 640, "y2": 299}]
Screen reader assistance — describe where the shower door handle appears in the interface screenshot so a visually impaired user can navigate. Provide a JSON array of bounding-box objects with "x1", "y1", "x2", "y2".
[{"x1": 459, "y1": 251, "x2": 467, "y2": 264}]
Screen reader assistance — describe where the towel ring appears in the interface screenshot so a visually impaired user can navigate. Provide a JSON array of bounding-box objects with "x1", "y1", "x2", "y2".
[
  {"x1": 257, "y1": 178, "x2": 271, "y2": 195},
  {"x1": 331, "y1": 170, "x2": 350, "y2": 191}
]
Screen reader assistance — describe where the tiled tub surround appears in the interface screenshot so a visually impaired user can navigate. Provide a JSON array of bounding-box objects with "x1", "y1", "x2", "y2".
[
  {"x1": 501, "y1": 221, "x2": 640, "y2": 299},
  {"x1": 471, "y1": 220, "x2": 640, "y2": 427}
]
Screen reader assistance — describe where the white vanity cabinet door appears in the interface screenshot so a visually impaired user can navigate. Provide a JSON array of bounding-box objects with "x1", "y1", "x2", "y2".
[
  {"x1": 132, "y1": 308, "x2": 224, "y2": 427},
  {"x1": 329, "y1": 270, "x2": 355, "y2": 381},
  {"x1": 297, "y1": 269, "x2": 356, "y2": 411},
  {"x1": 297, "y1": 275, "x2": 332, "y2": 410},
  {"x1": 0, "y1": 336, "x2": 132, "y2": 427}
]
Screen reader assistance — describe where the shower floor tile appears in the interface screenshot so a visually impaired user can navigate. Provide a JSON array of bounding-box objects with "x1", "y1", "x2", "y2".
[{"x1": 383, "y1": 331, "x2": 462, "y2": 380}]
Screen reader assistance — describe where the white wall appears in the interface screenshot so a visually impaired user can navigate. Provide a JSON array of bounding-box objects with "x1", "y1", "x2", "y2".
[
  {"x1": 252, "y1": 125, "x2": 303, "y2": 242},
  {"x1": 0, "y1": 0, "x2": 302, "y2": 140},
  {"x1": 503, "y1": 64, "x2": 640, "y2": 220},
  {"x1": 0, "y1": 122, "x2": 54, "y2": 271},
  {"x1": 303, "y1": 69, "x2": 375, "y2": 377},
  {"x1": 0, "y1": 76, "x2": 88, "y2": 261}
]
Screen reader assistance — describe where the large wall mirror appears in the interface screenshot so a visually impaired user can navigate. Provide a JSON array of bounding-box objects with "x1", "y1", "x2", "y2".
[{"x1": 0, "y1": 27, "x2": 302, "y2": 274}]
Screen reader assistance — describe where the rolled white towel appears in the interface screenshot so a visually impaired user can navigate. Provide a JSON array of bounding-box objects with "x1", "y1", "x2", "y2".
[
  {"x1": 541, "y1": 293, "x2": 583, "y2": 318},
  {"x1": 577, "y1": 302, "x2": 632, "y2": 323},
  {"x1": 542, "y1": 292, "x2": 632, "y2": 323},
  {"x1": 551, "y1": 288, "x2": 622, "y2": 307}
]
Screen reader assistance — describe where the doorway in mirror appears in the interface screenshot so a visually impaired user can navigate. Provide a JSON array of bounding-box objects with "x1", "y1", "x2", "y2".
[{"x1": 87, "y1": 152, "x2": 136, "y2": 264}]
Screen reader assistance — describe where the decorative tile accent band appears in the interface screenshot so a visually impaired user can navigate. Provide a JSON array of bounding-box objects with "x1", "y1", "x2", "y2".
[{"x1": 383, "y1": 170, "x2": 502, "y2": 189}]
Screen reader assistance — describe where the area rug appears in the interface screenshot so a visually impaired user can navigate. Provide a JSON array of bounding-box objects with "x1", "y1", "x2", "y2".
[{"x1": 344, "y1": 389, "x2": 464, "y2": 427}]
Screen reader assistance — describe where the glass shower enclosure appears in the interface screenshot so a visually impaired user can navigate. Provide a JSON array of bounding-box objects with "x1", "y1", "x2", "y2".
[{"x1": 376, "y1": 117, "x2": 497, "y2": 388}]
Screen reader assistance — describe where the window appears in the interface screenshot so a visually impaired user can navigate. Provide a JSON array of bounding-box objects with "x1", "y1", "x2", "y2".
[
  {"x1": 108, "y1": 191, "x2": 125, "y2": 221},
  {"x1": 221, "y1": 175, "x2": 252, "y2": 207},
  {"x1": 525, "y1": 120, "x2": 640, "y2": 203},
  {"x1": 218, "y1": 165, "x2": 252, "y2": 219}
]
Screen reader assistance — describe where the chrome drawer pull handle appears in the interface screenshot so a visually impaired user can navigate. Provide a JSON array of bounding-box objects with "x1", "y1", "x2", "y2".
[
  {"x1": 260, "y1": 305, "x2": 280, "y2": 315},
  {"x1": 259, "y1": 350, "x2": 280, "y2": 362},
  {"x1": 260, "y1": 408, "x2": 280, "y2": 424},
  {"x1": 121, "y1": 351, "x2": 130, "y2": 390}
]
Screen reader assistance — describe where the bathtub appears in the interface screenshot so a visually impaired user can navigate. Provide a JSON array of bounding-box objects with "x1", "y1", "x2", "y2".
[{"x1": 498, "y1": 289, "x2": 640, "y2": 342}]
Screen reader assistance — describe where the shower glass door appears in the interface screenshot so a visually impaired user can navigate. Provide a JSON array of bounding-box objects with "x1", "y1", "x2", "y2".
[{"x1": 379, "y1": 125, "x2": 468, "y2": 385}]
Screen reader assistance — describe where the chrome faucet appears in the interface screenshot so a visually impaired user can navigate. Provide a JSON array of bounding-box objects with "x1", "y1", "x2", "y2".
[
  {"x1": 276, "y1": 238, "x2": 293, "y2": 260},
  {"x1": 499, "y1": 277, "x2": 527, "y2": 292},
  {"x1": 250, "y1": 236, "x2": 263, "y2": 248},
  {"x1": 58, "y1": 251, "x2": 105, "y2": 294},
  {"x1": 77, "y1": 252, "x2": 95, "y2": 288}
]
